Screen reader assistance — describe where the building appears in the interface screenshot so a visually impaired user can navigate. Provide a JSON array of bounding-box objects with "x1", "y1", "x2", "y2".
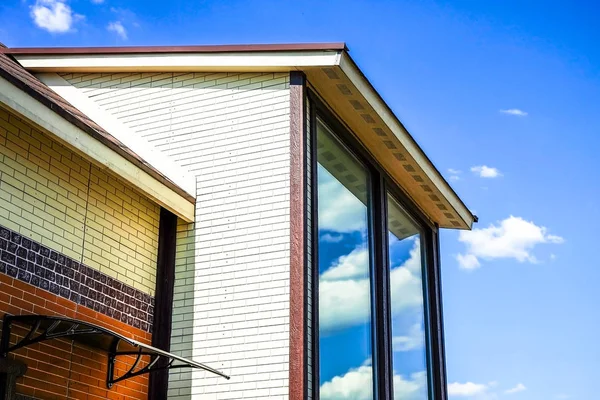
[{"x1": 0, "y1": 43, "x2": 475, "y2": 400}]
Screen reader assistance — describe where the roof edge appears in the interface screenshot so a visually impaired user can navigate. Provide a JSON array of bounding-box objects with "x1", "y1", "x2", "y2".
[
  {"x1": 1, "y1": 42, "x2": 347, "y2": 55},
  {"x1": 338, "y1": 52, "x2": 475, "y2": 229}
]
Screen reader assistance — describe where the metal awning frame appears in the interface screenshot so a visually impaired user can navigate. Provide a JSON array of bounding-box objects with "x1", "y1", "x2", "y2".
[{"x1": 0, "y1": 314, "x2": 230, "y2": 388}]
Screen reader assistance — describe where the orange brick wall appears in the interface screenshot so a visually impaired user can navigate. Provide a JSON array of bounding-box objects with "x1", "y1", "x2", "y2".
[{"x1": 0, "y1": 272, "x2": 152, "y2": 400}]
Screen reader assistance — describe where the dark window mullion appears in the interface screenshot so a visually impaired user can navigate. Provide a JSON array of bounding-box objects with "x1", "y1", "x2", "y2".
[
  {"x1": 309, "y1": 97, "x2": 321, "y2": 400},
  {"x1": 371, "y1": 172, "x2": 392, "y2": 400},
  {"x1": 426, "y1": 226, "x2": 447, "y2": 400},
  {"x1": 420, "y1": 228, "x2": 435, "y2": 400}
]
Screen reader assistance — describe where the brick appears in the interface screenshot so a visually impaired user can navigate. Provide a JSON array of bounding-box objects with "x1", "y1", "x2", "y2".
[
  {"x1": 3, "y1": 154, "x2": 28, "y2": 174},
  {"x1": 0, "y1": 139, "x2": 17, "y2": 160},
  {"x1": 5, "y1": 137, "x2": 29, "y2": 159},
  {"x1": 2, "y1": 173, "x2": 25, "y2": 191}
]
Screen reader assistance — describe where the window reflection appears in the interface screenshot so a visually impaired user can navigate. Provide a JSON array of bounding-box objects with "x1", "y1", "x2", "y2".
[
  {"x1": 317, "y1": 119, "x2": 374, "y2": 400},
  {"x1": 387, "y1": 194, "x2": 429, "y2": 400}
]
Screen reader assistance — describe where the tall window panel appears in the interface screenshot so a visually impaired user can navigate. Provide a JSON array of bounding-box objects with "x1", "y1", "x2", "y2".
[
  {"x1": 317, "y1": 119, "x2": 374, "y2": 400},
  {"x1": 387, "y1": 193, "x2": 430, "y2": 400}
]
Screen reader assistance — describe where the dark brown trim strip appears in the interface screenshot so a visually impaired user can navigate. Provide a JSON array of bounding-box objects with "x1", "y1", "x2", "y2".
[
  {"x1": 308, "y1": 97, "x2": 320, "y2": 400},
  {"x1": 373, "y1": 175, "x2": 393, "y2": 400},
  {"x1": 289, "y1": 71, "x2": 307, "y2": 400},
  {"x1": 427, "y1": 225, "x2": 449, "y2": 400},
  {"x1": 2, "y1": 43, "x2": 346, "y2": 55},
  {"x1": 0, "y1": 224, "x2": 154, "y2": 332},
  {"x1": 149, "y1": 208, "x2": 178, "y2": 400}
]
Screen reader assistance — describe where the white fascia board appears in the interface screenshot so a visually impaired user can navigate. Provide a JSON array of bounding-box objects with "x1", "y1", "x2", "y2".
[
  {"x1": 0, "y1": 75, "x2": 195, "y2": 222},
  {"x1": 15, "y1": 50, "x2": 342, "y2": 71},
  {"x1": 338, "y1": 53, "x2": 474, "y2": 229},
  {"x1": 36, "y1": 72, "x2": 196, "y2": 199}
]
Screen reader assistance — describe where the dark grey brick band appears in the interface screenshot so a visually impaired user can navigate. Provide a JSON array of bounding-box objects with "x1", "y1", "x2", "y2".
[{"x1": 0, "y1": 225, "x2": 154, "y2": 332}]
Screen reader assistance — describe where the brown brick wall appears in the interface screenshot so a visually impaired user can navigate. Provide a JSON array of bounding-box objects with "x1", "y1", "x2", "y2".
[{"x1": 0, "y1": 273, "x2": 152, "y2": 400}]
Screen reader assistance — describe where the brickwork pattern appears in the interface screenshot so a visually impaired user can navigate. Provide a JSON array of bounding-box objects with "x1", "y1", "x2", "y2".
[
  {"x1": 0, "y1": 273, "x2": 152, "y2": 400},
  {"x1": 0, "y1": 108, "x2": 160, "y2": 295},
  {"x1": 167, "y1": 220, "x2": 195, "y2": 399},
  {"x1": 83, "y1": 165, "x2": 160, "y2": 294},
  {"x1": 62, "y1": 72, "x2": 293, "y2": 399},
  {"x1": 0, "y1": 225, "x2": 154, "y2": 332},
  {"x1": 0, "y1": 87, "x2": 161, "y2": 399}
]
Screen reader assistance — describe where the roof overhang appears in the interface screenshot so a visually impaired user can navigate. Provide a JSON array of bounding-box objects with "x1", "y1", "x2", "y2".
[
  {"x1": 6, "y1": 44, "x2": 346, "y2": 72},
  {"x1": 2, "y1": 43, "x2": 474, "y2": 229},
  {"x1": 0, "y1": 74, "x2": 195, "y2": 221}
]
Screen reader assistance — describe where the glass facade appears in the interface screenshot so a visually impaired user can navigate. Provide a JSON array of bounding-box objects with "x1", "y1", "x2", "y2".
[
  {"x1": 317, "y1": 119, "x2": 374, "y2": 399},
  {"x1": 387, "y1": 194, "x2": 429, "y2": 400},
  {"x1": 313, "y1": 107, "x2": 439, "y2": 400}
]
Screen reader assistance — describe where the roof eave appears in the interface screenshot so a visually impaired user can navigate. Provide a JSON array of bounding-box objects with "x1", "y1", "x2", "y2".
[
  {"x1": 0, "y1": 73, "x2": 195, "y2": 222},
  {"x1": 4, "y1": 43, "x2": 473, "y2": 229},
  {"x1": 0, "y1": 42, "x2": 347, "y2": 55},
  {"x1": 338, "y1": 52, "x2": 475, "y2": 229}
]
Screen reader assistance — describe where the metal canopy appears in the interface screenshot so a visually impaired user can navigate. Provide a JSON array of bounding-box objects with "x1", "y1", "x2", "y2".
[{"x1": 0, "y1": 314, "x2": 230, "y2": 388}]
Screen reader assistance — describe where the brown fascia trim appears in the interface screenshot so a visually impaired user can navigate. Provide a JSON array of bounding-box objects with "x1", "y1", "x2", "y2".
[
  {"x1": 289, "y1": 71, "x2": 307, "y2": 400},
  {"x1": 0, "y1": 67, "x2": 195, "y2": 204},
  {"x1": 1, "y1": 42, "x2": 347, "y2": 55}
]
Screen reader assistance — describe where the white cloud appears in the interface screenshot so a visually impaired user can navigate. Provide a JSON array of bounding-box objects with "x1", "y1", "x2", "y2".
[
  {"x1": 448, "y1": 382, "x2": 489, "y2": 397},
  {"x1": 500, "y1": 109, "x2": 528, "y2": 117},
  {"x1": 456, "y1": 253, "x2": 481, "y2": 270},
  {"x1": 321, "y1": 233, "x2": 344, "y2": 243},
  {"x1": 318, "y1": 165, "x2": 367, "y2": 233},
  {"x1": 107, "y1": 21, "x2": 127, "y2": 39},
  {"x1": 320, "y1": 364, "x2": 426, "y2": 400},
  {"x1": 320, "y1": 365, "x2": 373, "y2": 400},
  {"x1": 320, "y1": 241, "x2": 423, "y2": 332},
  {"x1": 321, "y1": 246, "x2": 369, "y2": 282},
  {"x1": 504, "y1": 384, "x2": 526, "y2": 395},
  {"x1": 457, "y1": 216, "x2": 564, "y2": 269},
  {"x1": 470, "y1": 165, "x2": 502, "y2": 178},
  {"x1": 30, "y1": 0, "x2": 83, "y2": 33},
  {"x1": 393, "y1": 371, "x2": 428, "y2": 400},
  {"x1": 448, "y1": 168, "x2": 461, "y2": 182},
  {"x1": 392, "y1": 322, "x2": 424, "y2": 352}
]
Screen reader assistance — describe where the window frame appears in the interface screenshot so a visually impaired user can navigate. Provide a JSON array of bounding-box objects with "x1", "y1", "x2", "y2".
[{"x1": 307, "y1": 89, "x2": 447, "y2": 400}]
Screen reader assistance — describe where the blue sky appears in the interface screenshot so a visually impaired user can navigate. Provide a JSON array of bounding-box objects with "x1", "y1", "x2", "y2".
[{"x1": 2, "y1": 0, "x2": 598, "y2": 399}]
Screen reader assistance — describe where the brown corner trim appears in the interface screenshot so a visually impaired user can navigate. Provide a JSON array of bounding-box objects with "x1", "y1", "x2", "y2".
[
  {"x1": 148, "y1": 208, "x2": 178, "y2": 400},
  {"x1": 289, "y1": 71, "x2": 307, "y2": 400},
  {"x1": 2, "y1": 43, "x2": 347, "y2": 55}
]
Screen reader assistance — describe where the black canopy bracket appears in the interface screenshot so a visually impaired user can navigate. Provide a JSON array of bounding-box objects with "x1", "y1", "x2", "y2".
[{"x1": 0, "y1": 314, "x2": 230, "y2": 389}]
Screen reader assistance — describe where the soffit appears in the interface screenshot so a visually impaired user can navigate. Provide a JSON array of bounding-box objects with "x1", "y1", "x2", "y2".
[{"x1": 305, "y1": 64, "x2": 473, "y2": 229}]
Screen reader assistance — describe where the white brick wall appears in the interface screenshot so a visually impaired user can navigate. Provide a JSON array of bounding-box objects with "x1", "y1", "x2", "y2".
[{"x1": 61, "y1": 72, "x2": 291, "y2": 399}]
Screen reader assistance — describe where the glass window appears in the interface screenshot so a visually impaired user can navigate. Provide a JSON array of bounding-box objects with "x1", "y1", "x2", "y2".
[
  {"x1": 387, "y1": 194, "x2": 429, "y2": 400},
  {"x1": 317, "y1": 119, "x2": 374, "y2": 400}
]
